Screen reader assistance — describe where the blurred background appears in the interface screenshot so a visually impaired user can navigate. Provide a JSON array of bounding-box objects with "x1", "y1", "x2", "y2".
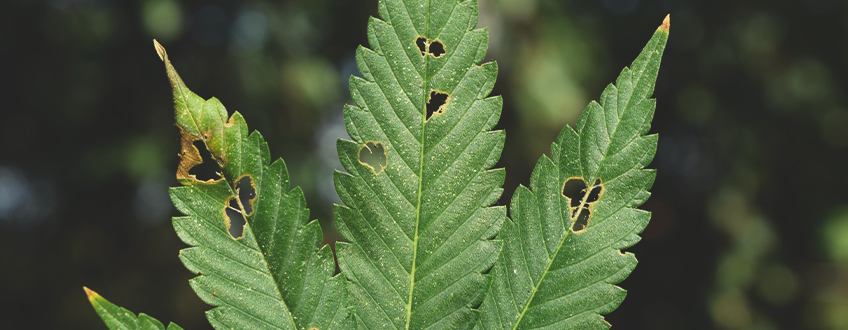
[{"x1": 1, "y1": 0, "x2": 847, "y2": 329}]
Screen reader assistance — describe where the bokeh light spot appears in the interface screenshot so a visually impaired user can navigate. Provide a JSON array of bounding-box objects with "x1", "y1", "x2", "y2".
[{"x1": 142, "y1": 0, "x2": 184, "y2": 41}]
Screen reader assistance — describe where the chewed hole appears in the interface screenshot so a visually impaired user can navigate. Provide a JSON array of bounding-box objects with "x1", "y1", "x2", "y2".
[
  {"x1": 188, "y1": 140, "x2": 223, "y2": 181},
  {"x1": 426, "y1": 90, "x2": 449, "y2": 120},
  {"x1": 415, "y1": 36, "x2": 447, "y2": 58},
  {"x1": 235, "y1": 175, "x2": 256, "y2": 216},
  {"x1": 562, "y1": 178, "x2": 587, "y2": 208},
  {"x1": 428, "y1": 40, "x2": 445, "y2": 57},
  {"x1": 416, "y1": 37, "x2": 427, "y2": 56},
  {"x1": 587, "y1": 185, "x2": 602, "y2": 203},
  {"x1": 358, "y1": 141, "x2": 388, "y2": 175},
  {"x1": 572, "y1": 209, "x2": 591, "y2": 232},
  {"x1": 225, "y1": 197, "x2": 246, "y2": 239},
  {"x1": 562, "y1": 177, "x2": 604, "y2": 233}
]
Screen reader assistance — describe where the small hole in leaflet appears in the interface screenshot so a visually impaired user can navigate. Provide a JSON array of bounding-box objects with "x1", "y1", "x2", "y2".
[
  {"x1": 586, "y1": 184, "x2": 603, "y2": 203},
  {"x1": 225, "y1": 197, "x2": 246, "y2": 239},
  {"x1": 188, "y1": 140, "x2": 223, "y2": 181},
  {"x1": 416, "y1": 36, "x2": 427, "y2": 56},
  {"x1": 571, "y1": 208, "x2": 591, "y2": 232},
  {"x1": 358, "y1": 141, "x2": 388, "y2": 175},
  {"x1": 235, "y1": 175, "x2": 256, "y2": 216},
  {"x1": 562, "y1": 178, "x2": 588, "y2": 208},
  {"x1": 426, "y1": 90, "x2": 449, "y2": 120},
  {"x1": 428, "y1": 40, "x2": 445, "y2": 57}
]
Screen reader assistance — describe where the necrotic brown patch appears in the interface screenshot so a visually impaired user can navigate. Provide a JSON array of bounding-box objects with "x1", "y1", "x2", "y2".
[{"x1": 177, "y1": 129, "x2": 222, "y2": 183}]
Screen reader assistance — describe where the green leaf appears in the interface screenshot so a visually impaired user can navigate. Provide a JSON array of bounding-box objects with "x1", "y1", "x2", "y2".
[
  {"x1": 154, "y1": 41, "x2": 352, "y2": 330},
  {"x1": 333, "y1": 0, "x2": 505, "y2": 328},
  {"x1": 84, "y1": 287, "x2": 184, "y2": 330},
  {"x1": 476, "y1": 17, "x2": 669, "y2": 330}
]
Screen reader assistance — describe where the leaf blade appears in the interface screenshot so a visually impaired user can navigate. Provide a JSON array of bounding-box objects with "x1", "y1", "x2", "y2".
[
  {"x1": 84, "y1": 287, "x2": 184, "y2": 330},
  {"x1": 335, "y1": 0, "x2": 505, "y2": 329},
  {"x1": 477, "y1": 17, "x2": 669, "y2": 330},
  {"x1": 156, "y1": 41, "x2": 351, "y2": 330}
]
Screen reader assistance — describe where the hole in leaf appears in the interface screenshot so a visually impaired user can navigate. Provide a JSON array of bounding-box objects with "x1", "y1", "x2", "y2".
[
  {"x1": 562, "y1": 178, "x2": 588, "y2": 208},
  {"x1": 187, "y1": 140, "x2": 223, "y2": 181},
  {"x1": 358, "y1": 141, "x2": 387, "y2": 175},
  {"x1": 416, "y1": 36, "x2": 427, "y2": 56},
  {"x1": 235, "y1": 175, "x2": 256, "y2": 216},
  {"x1": 572, "y1": 209, "x2": 591, "y2": 232},
  {"x1": 428, "y1": 40, "x2": 445, "y2": 57},
  {"x1": 587, "y1": 185, "x2": 602, "y2": 203},
  {"x1": 415, "y1": 36, "x2": 446, "y2": 58},
  {"x1": 225, "y1": 196, "x2": 246, "y2": 239},
  {"x1": 426, "y1": 90, "x2": 449, "y2": 120},
  {"x1": 562, "y1": 177, "x2": 604, "y2": 233}
]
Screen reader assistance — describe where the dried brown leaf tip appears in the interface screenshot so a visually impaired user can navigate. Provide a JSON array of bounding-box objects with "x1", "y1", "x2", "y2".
[
  {"x1": 177, "y1": 129, "x2": 223, "y2": 183},
  {"x1": 659, "y1": 14, "x2": 670, "y2": 32},
  {"x1": 153, "y1": 39, "x2": 167, "y2": 62},
  {"x1": 83, "y1": 286, "x2": 98, "y2": 301}
]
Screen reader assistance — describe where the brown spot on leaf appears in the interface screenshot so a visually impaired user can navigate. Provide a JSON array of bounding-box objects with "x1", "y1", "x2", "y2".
[{"x1": 177, "y1": 128, "x2": 223, "y2": 183}]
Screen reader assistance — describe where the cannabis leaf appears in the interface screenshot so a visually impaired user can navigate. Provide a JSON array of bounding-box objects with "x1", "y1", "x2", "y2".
[
  {"x1": 84, "y1": 287, "x2": 184, "y2": 330},
  {"x1": 476, "y1": 16, "x2": 669, "y2": 330},
  {"x1": 333, "y1": 0, "x2": 505, "y2": 328},
  {"x1": 154, "y1": 41, "x2": 351, "y2": 330}
]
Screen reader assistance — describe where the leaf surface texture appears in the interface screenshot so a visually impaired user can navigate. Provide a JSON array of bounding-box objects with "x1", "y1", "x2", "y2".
[
  {"x1": 85, "y1": 287, "x2": 184, "y2": 330},
  {"x1": 334, "y1": 0, "x2": 505, "y2": 329},
  {"x1": 476, "y1": 18, "x2": 669, "y2": 330},
  {"x1": 156, "y1": 41, "x2": 351, "y2": 330}
]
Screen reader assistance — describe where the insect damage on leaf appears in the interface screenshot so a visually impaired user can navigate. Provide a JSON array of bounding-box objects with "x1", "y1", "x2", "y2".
[
  {"x1": 415, "y1": 36, "x2": 446, "y2": 58},
  {"x1": 562, "y1": 177, "x2": 604, "y2": 233},
  {"x1": 357, "y1": 141, "x2": 387, "y2": 175},
  {"x1": 425, "y1": 90, "x2": 450, "y2": 120},
  {"x1": 178, "y1": 130, "x2": 223, "y2": 183},
  {"x1": 223, "y1": 175, "x2": 257, "y2": 239},
  {"x1": 224, "y1": 196, "x2": 246, "y2": 238},
  {"x1": 234, "y1": 175, "x2": 257, "y2": 215},
  {"x1": 476, "y1": 15, "x2": 669, "y2": 330}
]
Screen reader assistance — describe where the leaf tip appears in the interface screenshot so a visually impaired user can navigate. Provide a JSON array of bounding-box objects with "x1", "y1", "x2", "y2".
[
  {"x1": 153, "y1": 39, "x2": 167, "y2": 62},
  {"x1": 658, "y1": 14, "x2": 670, "y2": 32},
  {"x1": 83, "y1": 286, "x2": 100, "y2": 302}
]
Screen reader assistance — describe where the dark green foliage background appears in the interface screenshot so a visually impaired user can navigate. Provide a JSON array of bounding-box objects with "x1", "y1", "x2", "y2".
[{"x1": 1, "y1": 0, "x2": 847, "y2": 329}]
